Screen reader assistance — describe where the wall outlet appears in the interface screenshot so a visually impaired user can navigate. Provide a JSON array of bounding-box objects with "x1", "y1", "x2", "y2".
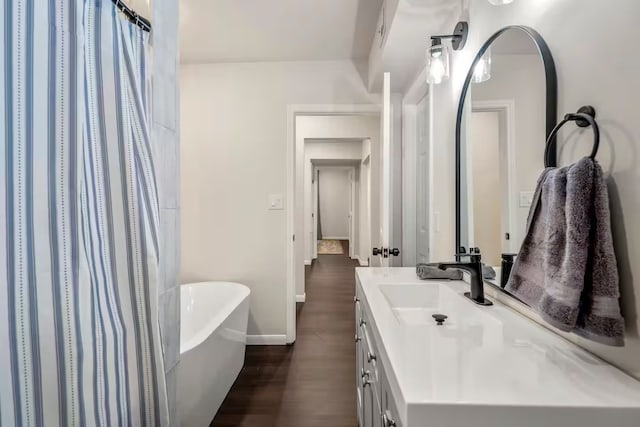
[
  {"x1": 519, "y1": 191, "x2": 535, "y2": 208},
  {"x1": 269, "y1": 194, "x2": 284, "y2": 210}
]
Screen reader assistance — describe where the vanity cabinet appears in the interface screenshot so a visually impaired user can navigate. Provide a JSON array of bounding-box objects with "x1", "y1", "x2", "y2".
[
  {"x1": 355, "y1": 267, "x2": 640, "y2": 427},
  {"x1": 355, "y1": 293, "x2": 402, "y2": 427}
]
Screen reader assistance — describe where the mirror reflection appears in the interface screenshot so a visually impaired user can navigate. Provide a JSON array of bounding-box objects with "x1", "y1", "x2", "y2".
[{"x1": 459, "y1": 28, "x2": 547, "y2": 283}]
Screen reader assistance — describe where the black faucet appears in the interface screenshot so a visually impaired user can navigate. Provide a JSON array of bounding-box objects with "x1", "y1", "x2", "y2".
[{"x1": 438, "y1": 249, "x2": 493, "y2": 306}]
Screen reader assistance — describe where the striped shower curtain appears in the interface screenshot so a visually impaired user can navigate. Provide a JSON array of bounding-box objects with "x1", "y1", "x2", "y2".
[{"x1": 1, "y1": 1, "x2": 168, "y2": 426}]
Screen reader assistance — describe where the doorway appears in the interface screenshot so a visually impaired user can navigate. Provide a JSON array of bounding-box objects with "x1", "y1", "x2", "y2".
[
  {"x1": 287, "y1": 106, "x2": 384, "y2": 344},
  {"x1": 301, "y1": 135, "x2": 375, "y2": 303},
  {"x1": 469, "y1": 111, "x2": 502, "y2": 265},
  {"x1": 462, "y1": 100, "x2": 517, "y2": 266},
  {"x1": 312, "y1": 165, "x2": 358, "y2": 260}
]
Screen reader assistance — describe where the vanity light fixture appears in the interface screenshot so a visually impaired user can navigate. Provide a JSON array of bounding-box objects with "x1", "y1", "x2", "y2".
[
  {"x1": 426, "y1": 21, "x2": 469, "y2": 85},
  {"x1": 488, "y1": 0, "x2": 515, "y2": 5},
  {"x1": 426, "y1": 40, "x2": 450, "y2": 84},
  {"x1": 471, "y1": 47, "x2": 492, "y2": 83}
]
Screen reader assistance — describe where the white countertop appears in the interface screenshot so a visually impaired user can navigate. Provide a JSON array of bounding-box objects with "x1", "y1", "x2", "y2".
[{"x1": 357, "y1": 267, "x2": 640, "y2": 426}]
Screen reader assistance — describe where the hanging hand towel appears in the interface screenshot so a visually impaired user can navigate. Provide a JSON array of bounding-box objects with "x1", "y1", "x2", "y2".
[{"x1": 506, "y1": 157, "x2": 624, "y2": 346}]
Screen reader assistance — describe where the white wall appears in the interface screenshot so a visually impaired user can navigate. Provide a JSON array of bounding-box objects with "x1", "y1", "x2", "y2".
[
  {"x1": 303, "y1": 140, "x2": 363, "y2": 266},
  {"x1": 181, "y1": 61, "x2": 379, "y2": 337},
  {"x1": 411, "y1": 0, "x2": 640, "y2": 379},
  {"x1": 127, "y1": 0, "x2": 151, "y2": 17},
  {"x1": 318, "y1": 168, "x2": 351, "y2": 239}
]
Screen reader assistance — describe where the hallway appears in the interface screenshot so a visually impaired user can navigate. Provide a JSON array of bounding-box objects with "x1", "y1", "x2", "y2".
[{"x1": 211, "y1": 241, "x2": 359, "y2": 427}]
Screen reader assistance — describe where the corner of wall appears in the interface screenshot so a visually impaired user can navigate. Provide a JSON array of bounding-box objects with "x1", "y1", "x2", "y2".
[{"x1": 152, "y1": 0, "x2": 181, "y2": 425}]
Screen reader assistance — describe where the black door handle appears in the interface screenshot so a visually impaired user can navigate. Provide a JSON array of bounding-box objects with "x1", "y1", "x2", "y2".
[
  {"x1": 373, "y1": 247, "x2": 383, "y2": 256},
  {"x1": 390, "y1": 248, "x2": 400, "y2": 257}
]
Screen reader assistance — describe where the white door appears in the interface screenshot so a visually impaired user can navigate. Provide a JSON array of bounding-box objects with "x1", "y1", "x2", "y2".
[
  {"x1": 362, "y1": 155, "x2": 372, "y2": 266},
  {"x1": 378, "y1": 72, "x2": 394, "y2": 267},
  {"x1": 416, "y1": 94, "x2": 430, "y2": 264},
  {"x1": 348, "y1": 169, "x2": 356, "y2": 259},
  {"x1": 312, "y1": 167, "x2": 319, "y2": 260}
]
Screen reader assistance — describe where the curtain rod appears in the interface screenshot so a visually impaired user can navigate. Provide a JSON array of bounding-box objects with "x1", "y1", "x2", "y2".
[{"x1": 112, "y1": 0, "x2": 152, "y2": 32}]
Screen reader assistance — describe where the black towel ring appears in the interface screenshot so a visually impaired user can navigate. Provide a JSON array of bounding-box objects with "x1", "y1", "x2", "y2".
[{"x1": 544, "y1": 105, "x2": 600, "y2": 167}]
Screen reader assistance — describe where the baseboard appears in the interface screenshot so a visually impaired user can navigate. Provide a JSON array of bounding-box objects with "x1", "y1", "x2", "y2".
[
  {"x1": 321, "y1": 236, "x2": 349, "y2": 240},
  {"x1": 246, "y1": 335, "x2": 288, "y2": 346},
  {"x1": 304, "y1": 260, "x2": 312, "y2": 266},
  {"x1": 296, "y1": 294, "x2": 306, "y2": 303},
  {"x1": 358, "y1": 258, "x2": 369, "y2": 267}
]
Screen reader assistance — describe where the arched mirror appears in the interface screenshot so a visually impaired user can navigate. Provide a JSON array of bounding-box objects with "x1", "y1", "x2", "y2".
[{"x1": 455, "y1": 26, "x2": 557, "y2": 289}]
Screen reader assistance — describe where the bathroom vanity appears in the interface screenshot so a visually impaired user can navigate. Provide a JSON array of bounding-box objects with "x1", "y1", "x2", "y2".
[{"x1": 355, "y1": 267, "x2": 640, "y2": 427}]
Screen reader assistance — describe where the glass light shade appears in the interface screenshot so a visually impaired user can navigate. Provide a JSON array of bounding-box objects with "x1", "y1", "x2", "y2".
[
  {"x1": 426, "y1": 44, "x2": 450, "y2": 85},
  {"x1": 488, "y1": 0, "x2": 515, "y2": 4},
  {"x1": 471, "y1": 47, "x2": 492, "y2": 83}
]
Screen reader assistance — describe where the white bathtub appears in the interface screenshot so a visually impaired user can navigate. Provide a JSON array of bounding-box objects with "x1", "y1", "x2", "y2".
[{"x1": 178, "y1": 282, "x2": 250, "y2": 426}]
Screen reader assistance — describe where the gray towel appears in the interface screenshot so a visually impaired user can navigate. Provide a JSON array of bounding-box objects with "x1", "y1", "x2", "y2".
[
  {"x1": 483, "y1": 265, "x2": 496, "y2": 280},
  {"x1": 506, "y1": 157, "x2": 624, "y2": 346},
  {"x1": 417, "y1": 263, "x2": 463, "y2": 280}
]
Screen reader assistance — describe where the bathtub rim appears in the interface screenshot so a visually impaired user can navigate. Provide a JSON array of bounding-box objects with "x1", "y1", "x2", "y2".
[{"x1": 180, "y1": 281, "x2": 250, "y2": 355}]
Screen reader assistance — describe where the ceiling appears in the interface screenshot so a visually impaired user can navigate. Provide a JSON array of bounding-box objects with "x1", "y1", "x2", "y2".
[
  {"x1": 370, "y1": 0, "x2": 462, "y2": 91},
  {"x1": 180, "y1": 0, "x2": 383, "y2": 64}
]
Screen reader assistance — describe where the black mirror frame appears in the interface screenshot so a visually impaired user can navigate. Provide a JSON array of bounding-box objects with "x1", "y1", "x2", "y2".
[{"x1": 455, "y1": 25, "x2": 558, "y2": 258}]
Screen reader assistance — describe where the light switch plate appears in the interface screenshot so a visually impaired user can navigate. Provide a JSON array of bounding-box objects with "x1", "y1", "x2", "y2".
[
  {"x1": 269, "y1": 194, "x2": 284, "y2": 210},
  {"x1": 519, "y1": 191, "x2": 535, "y2": 208}
]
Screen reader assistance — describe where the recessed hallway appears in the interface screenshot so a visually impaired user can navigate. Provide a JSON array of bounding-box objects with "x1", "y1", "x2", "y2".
[{"x1": 211, "y1": 241, "x2": 358, "y2": 427}]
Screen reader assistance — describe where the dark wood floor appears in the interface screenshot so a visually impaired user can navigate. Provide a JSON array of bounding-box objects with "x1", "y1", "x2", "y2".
[{"x1": 211, "y1": 240, "x2": 358, "y2": 427}]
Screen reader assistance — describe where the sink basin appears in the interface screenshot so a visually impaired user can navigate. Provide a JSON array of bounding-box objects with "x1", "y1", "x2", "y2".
[{"x1": 379, "y1": 283, "x2": 464, "y2": 325}]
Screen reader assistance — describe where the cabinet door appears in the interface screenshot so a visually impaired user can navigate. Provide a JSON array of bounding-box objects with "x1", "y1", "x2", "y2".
[
  {"x1": 356, "y1": 298, "x2": 364, "y2": 426},
  {"x1": 357, "y1": 338, "x2": 363, "y2": 426},
  {"x1": 381, "y1": 374, "x2": 403, "y2": 427},
  {"x1": 360, "y1": 338, "x2": 378, "y2": 427},
  {"x1": 372, "y1": 385, "x2": 383, "y2": 427}
]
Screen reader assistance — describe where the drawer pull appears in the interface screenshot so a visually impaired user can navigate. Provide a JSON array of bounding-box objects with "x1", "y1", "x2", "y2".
[
  {"x1": 367, "y1": 351, "x2": 377, "y2": 363},
  {"x1": 360, "y1": 318, "x2": 367, "y2": 327},
  {"x1": 360, "y1": 368, "x2": 370, "y2": 380},
  {"x1": 355, "y1": 334, "x2": 361, "y2": 343},
  {"x1": 354, "y1": 296, "x2": 360, "y2": 303},
  {"x1": 382, "y1": 411, "x2": 396, "y2": 427}
]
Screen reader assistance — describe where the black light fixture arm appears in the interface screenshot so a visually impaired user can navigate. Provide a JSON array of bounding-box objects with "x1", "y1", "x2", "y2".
[
  {"x1": 112, "y1": 0, "x2": 152, "y2": 32},
  {"x1": 430, "y1": 35, "x2": 462, "y2": 42},
  {"x1": 430, "y1": 22, "x2": 469, "y2": 50}
]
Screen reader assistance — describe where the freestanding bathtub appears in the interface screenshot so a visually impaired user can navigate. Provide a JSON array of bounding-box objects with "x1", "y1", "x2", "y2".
[{"x1": 178, "y1": 282, "x2": 250, "y2": 426}]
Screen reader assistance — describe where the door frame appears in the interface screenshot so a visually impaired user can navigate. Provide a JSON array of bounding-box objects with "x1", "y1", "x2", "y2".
[
  {"x1": 402, "y1": 69, "x2": 433, "y2": 265},
  {"x1": 469, "y1": 100, "x2": 518, "y2": 254},
  {"x1": 361, "y1": 153, "x2": 372, "y2": 267},
  {"x1": 286, "y1": 104, "x2": 380, "y2": 344}
]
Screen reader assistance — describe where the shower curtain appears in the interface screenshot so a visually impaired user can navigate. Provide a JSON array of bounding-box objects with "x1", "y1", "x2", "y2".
[{"x1": 1, "y1": 1, "x2": 168, "y2": 426}]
